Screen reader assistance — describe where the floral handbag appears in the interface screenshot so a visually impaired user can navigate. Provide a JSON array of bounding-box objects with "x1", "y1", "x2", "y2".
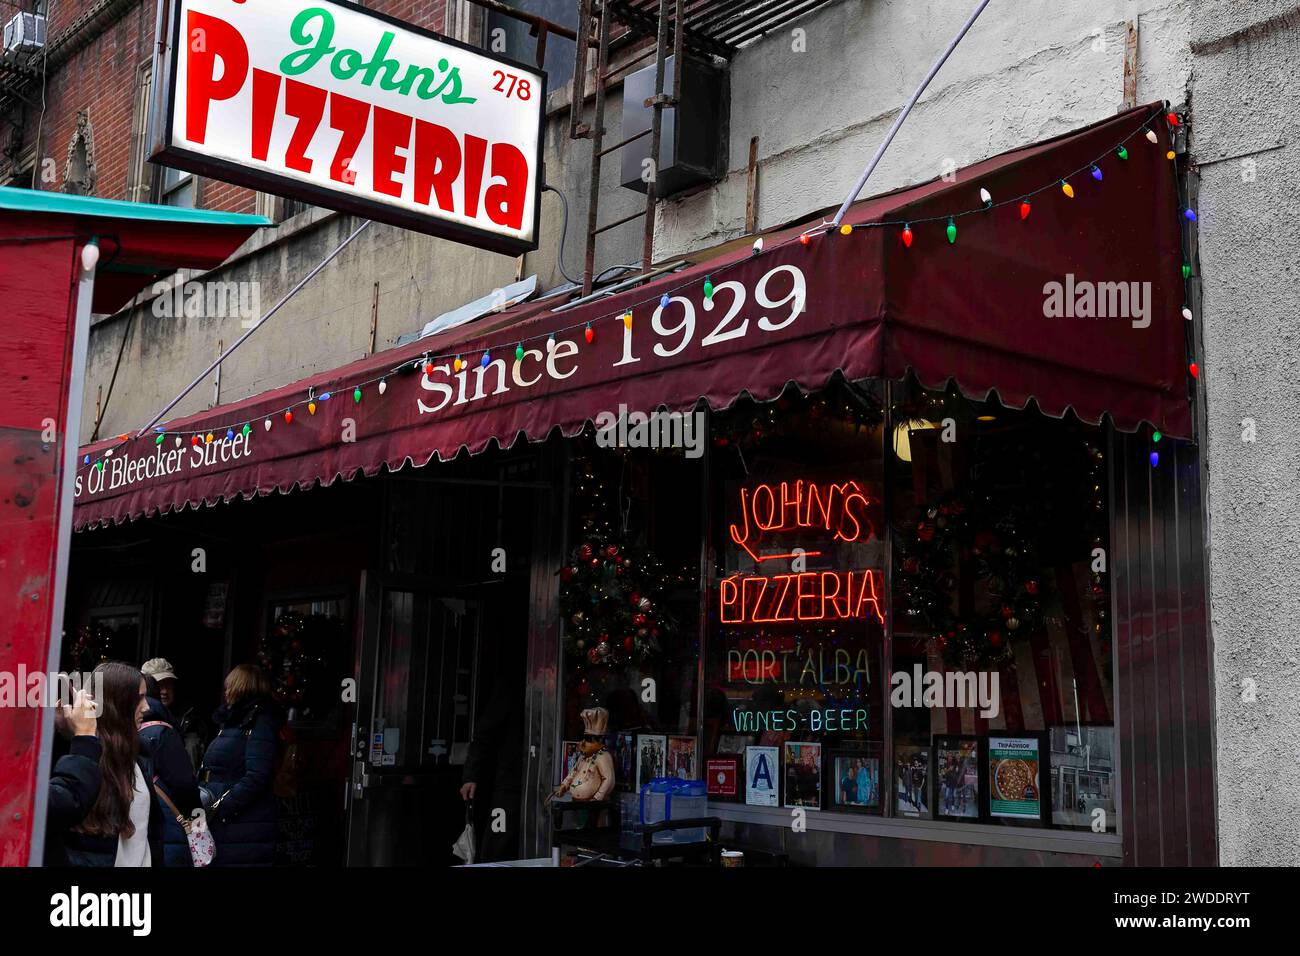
[{"x1": 152, "y1": 778, "x2": 216, "y2": 867}]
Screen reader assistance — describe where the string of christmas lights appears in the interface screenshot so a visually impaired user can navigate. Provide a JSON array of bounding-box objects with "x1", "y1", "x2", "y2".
[{"x1": 81, "y1": 105, "x2": 1188, "y2": 479}]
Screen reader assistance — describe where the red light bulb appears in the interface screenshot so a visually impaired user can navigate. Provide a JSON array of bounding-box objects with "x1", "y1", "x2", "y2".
[
  {"x1": 901, "y1": 224, "x2": 913, "y2": 248},
  {"x1": 1019, "y1": 200, "x2": 1032, "y2": 220}
]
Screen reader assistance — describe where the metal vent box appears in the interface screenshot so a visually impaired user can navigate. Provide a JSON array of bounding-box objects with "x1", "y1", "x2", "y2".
[{"x1": 620, "y1": 55, "x2": 728, "y2": 198}]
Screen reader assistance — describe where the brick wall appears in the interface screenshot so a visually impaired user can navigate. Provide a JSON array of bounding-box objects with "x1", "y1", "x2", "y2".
[{"x1": 4, "y1": 0, "x2": 452, "y2": 211}]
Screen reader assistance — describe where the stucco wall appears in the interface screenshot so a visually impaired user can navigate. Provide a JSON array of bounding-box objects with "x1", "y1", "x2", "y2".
[{"x1": 1188, "y1": 0, "x2": 1300, "y2": 866}]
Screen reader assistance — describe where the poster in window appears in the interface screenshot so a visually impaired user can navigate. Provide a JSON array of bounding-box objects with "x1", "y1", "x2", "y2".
[
  {"x1": 636, "y1": 734, "x2": 667, "y2": 791},
  {"x1": 989, "y1": 736, "x2": 1042, "y2": 820},
  {"x1": 829, "y1": 748, "x2": 881, "y2": 813},
  {"x1": 934, "y1": 735, "x2": 981, "y2": 821},
  {"x1": 706, "y1": 756, "x2": 741, "y2": 800},
  {"x1": 667, "y1": 736, "x2": 698, "y2": 780},
  {"x1": 783, "y1": 741, "x2": 822, "y2": 809},
  {"x1": 745, "y1": 746, "x2": 779, "y2": 806},
  {"x1": 1049, "y1": 726, "x2": 1115, "y2": 830},
  {"x1": 561, "y1": 741, "x2": 582, "y2": 781},
  {"x1": 613, "y1": 732, "x2": 636, "y2": 791},
  {"x1": 894, "y1": 745, "x2": 931, "y2": 819}
]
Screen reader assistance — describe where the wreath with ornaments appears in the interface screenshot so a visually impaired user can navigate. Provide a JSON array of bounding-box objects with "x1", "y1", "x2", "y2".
[
  {"x1": 893, "y1": 494, "x2": 1046, "y2": 668},
  {"x1": 559, "y1": 534, "x2": 676, "y2": 670}
]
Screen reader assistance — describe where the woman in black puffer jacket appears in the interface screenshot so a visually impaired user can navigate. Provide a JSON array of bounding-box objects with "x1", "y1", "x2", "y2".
[{"x1": 200, "y1": 664, "x2": 280, "y2": 866}]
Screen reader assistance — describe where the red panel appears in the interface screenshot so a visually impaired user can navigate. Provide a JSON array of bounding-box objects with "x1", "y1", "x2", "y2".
[{"x1": 0, "y1": 217, "x2": 78, "y2": 865}]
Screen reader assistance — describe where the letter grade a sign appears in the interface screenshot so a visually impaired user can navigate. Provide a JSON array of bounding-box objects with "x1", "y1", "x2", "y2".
[{"x1": 152, "y1": 0, "x2": 545, "y2": 255}]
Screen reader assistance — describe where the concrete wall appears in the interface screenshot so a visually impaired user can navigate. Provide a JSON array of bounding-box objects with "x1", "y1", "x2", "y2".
[
  {"x1": 1186, "y1": 0, "x2": 1300, "y2": 867},
  {"x1": 74, "y1": 0, "x2": 1300, "y2": 863}
]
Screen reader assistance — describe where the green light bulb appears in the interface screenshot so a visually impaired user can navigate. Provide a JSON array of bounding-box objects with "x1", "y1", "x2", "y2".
[
  {"x1": 1117, "y1": 146, "x2": 1128, "y2": 160},
  {"x1": 516, "y1": 344, "x2": 525, "y2": 362},
  {"x1": 704, "y1": 277, "x2": 714, "y2": 300},
  {"x1": 946, "y1": 218, "x2": 957, "y2": 244},
  {"x1": 354, "y1": 387, "x2": 362, "y2": 403}
]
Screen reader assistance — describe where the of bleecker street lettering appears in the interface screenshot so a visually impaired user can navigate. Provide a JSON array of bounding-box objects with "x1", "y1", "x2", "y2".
[{"x1": 74, "y1": 432, "x2": 253, "y2": 500}]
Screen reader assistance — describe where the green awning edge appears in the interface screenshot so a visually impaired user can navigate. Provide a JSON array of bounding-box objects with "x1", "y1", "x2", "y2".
[{"x1": 0, "y1": 186, "x2": 272, "y2": 228}]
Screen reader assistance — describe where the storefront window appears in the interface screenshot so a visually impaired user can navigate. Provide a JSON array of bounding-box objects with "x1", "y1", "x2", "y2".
[
  {"x1": 559, "y1": 434, "x2": 704, "y2": 800},
  {"x1": 704, "y1": 382, "x2": 887, "y2": 812},
  {"x1": 888, "y1": 382, "x2": 1115, "y2": 831}
]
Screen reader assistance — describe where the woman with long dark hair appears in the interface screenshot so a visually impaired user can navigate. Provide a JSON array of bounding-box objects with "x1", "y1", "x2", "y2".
[
  {"x1": 62, "y1": 661, "x2": 158, "y2": 866},
  {"x1": 200, "y1": 664, "x2": 280, "y2": 866}
]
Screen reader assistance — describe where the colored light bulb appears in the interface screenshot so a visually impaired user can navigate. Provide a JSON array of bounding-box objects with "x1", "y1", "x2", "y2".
[
  {"x1": 1182, "y1": 263, "x2": 1192, "y2": 279},
  {"x1": 839, "y1": 224, "x2": 852, "y2": 236},
  {"x1": 378, "y1": 379, "x2": 387, "y2": 395},
  {"x1": 1091, "y1": 165, "x2": 1103, "y2": 181},
  {"x1": 704, "y1": 276, "x2": 715, "y2": 300},
  {"x1": 1146, "y1": 130, "x2": 1158, "y2": 144},
  {"x1": 308, "y1": 402, "x2": 317, "y2": 415},
  {"x1": 516, "y1": 344, "x2": 525, "y2": 361},
  {"x1": 1184, "y1": 208, "x2": 1197, "y2": 222},
  {"x1": 1117, "y1": 146, "x2": 1128, "y2": 160},
  {"x1": 799, "y1": 234, "x2": 811, "y2": 246},
  {"x1": 623, "y1": 312, "x2": 633, "y2": 330},
  {"x1": 354, "y1": 387, "x2": 362, "y2": 403},
  {"x1": 155, "y1": 434, "x2": 165, "y2": 445},
  {"x1": 242, "y1": 424, "x2": 252, "y2": 436},
  {"x1": 481, "y1": 353, "x2": 490, "y2": 368},
  {"x1": 901, "y1": 224, "x2": 913, "y2": 248},
  {"x1": 1019, "y1": 200, "x2": 1031, "y2": 220},
  {"x1": 1150, "y1": 451, "x2": 1159, "y2": 467},
  {"x1": 1061, "y1": 180, "x2": 1074, "y2": 198},
  {"x1": 946, "y1": 218, "x2": 957, "y2": 244},
  {"x1": 585, "y1": 324, "x2": 594, "y2": 344},
  {"x1": 979, "y1": 188, "x2": 992, "y2": 205},
  {"x1": 1153, "y1": 431, "x2": 1162, "y2": 443},
  {"x1": 285, "y1": 411, "x2": 293, "y2": 424}
]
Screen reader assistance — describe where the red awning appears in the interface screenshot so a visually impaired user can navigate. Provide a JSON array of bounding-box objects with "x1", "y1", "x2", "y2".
[{"x1": 74, "y1": 103, "x2": 1192, "y2": 530}]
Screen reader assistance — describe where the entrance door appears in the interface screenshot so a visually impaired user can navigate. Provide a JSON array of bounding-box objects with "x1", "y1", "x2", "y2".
[{"x1": 345, "y1": 577, "x2": 487, "y2": 866}]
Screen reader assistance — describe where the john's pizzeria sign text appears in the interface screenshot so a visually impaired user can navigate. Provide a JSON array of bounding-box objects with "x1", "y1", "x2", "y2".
[{"x1": 75, "y1": 432, "x2": 254, "y2": 500}]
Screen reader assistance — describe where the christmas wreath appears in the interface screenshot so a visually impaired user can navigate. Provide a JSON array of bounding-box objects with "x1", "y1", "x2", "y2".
[
  {"x1": 893, "y1": 495, "x2": 1045, "y2": 668},
  {"x1": 559, "y1": 533, "x2": 676, "y2": 670}
]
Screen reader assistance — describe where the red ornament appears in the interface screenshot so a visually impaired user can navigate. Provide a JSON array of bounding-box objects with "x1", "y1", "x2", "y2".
[
  {"x1": 587, "y1": 648, "x2": 601, "y2": 664},
  {"x1": 604, "y1": 545, "x2": 619, "y2": 559},
  {"x1": 917, "y1": 522, "x2": 935, "y2": 543},
  {"x1": 623, "y1": 637, "x2": 635, "y2": 652},
  {"x1": 285, "y1": 674, "x2": 296, "y2": 686},
  {"x1": 903, "y1": 557, "x2": 920, "y2": 574},
  {"x1": 590, "y1": 558, "x2": 599, "y2": 568},
  {"x1": 560, "y1": 566, "x2": 575, "y2": 583},
  {"x1": 629, "y1": 591, "x2": 641, "y2": 606},
  {"x1": 989, "y1": 631, "x2": 1003, "y2": 647},
  {"x1": 1001, "y1": 604, "x2": 1014, "y2": 619},
  {"x1": 1025, "y1": 580, "x2": 1039, "y2": 595},
  {"x1": 633, "y1": 613, "x2": 647, "y2": 626},
  {"x1": 578, "y1": 680, "x2": 590, "y2": 696},
  {"x1": 578, "y1": 543, "x2": 594, "y2": 561},
  {"x1": 1019, "y1": 200, "x2": 1031, "y2": 220}
]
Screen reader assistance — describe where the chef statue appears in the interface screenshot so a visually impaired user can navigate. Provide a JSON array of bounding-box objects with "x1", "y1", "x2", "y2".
[{"x1": 551, "y1": 707, "x2": 616, "y2": 802}]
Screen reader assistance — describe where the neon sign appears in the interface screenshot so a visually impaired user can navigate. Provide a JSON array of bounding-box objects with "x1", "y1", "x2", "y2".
[
  {"x1": 720, "y1": 569, "x2": 883, "y2": 624},
  {"x1": 729, "y1": 479, "x2": 873, "y2": 563}
]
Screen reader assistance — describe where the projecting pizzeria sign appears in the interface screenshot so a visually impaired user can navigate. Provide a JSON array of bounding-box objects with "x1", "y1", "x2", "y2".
[{"x1": 152, "y1": 0, "x2": 544, "y2": 254}]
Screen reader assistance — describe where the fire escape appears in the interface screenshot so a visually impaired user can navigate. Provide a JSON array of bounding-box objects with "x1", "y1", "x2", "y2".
[{"x1": 566, "y1": 1, "x2": 834, "y2": 295}]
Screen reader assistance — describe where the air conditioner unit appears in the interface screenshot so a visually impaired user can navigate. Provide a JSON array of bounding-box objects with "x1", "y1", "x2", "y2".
[{"x1": 4, "y1": 13, "x2": 47, "y2": 57}]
